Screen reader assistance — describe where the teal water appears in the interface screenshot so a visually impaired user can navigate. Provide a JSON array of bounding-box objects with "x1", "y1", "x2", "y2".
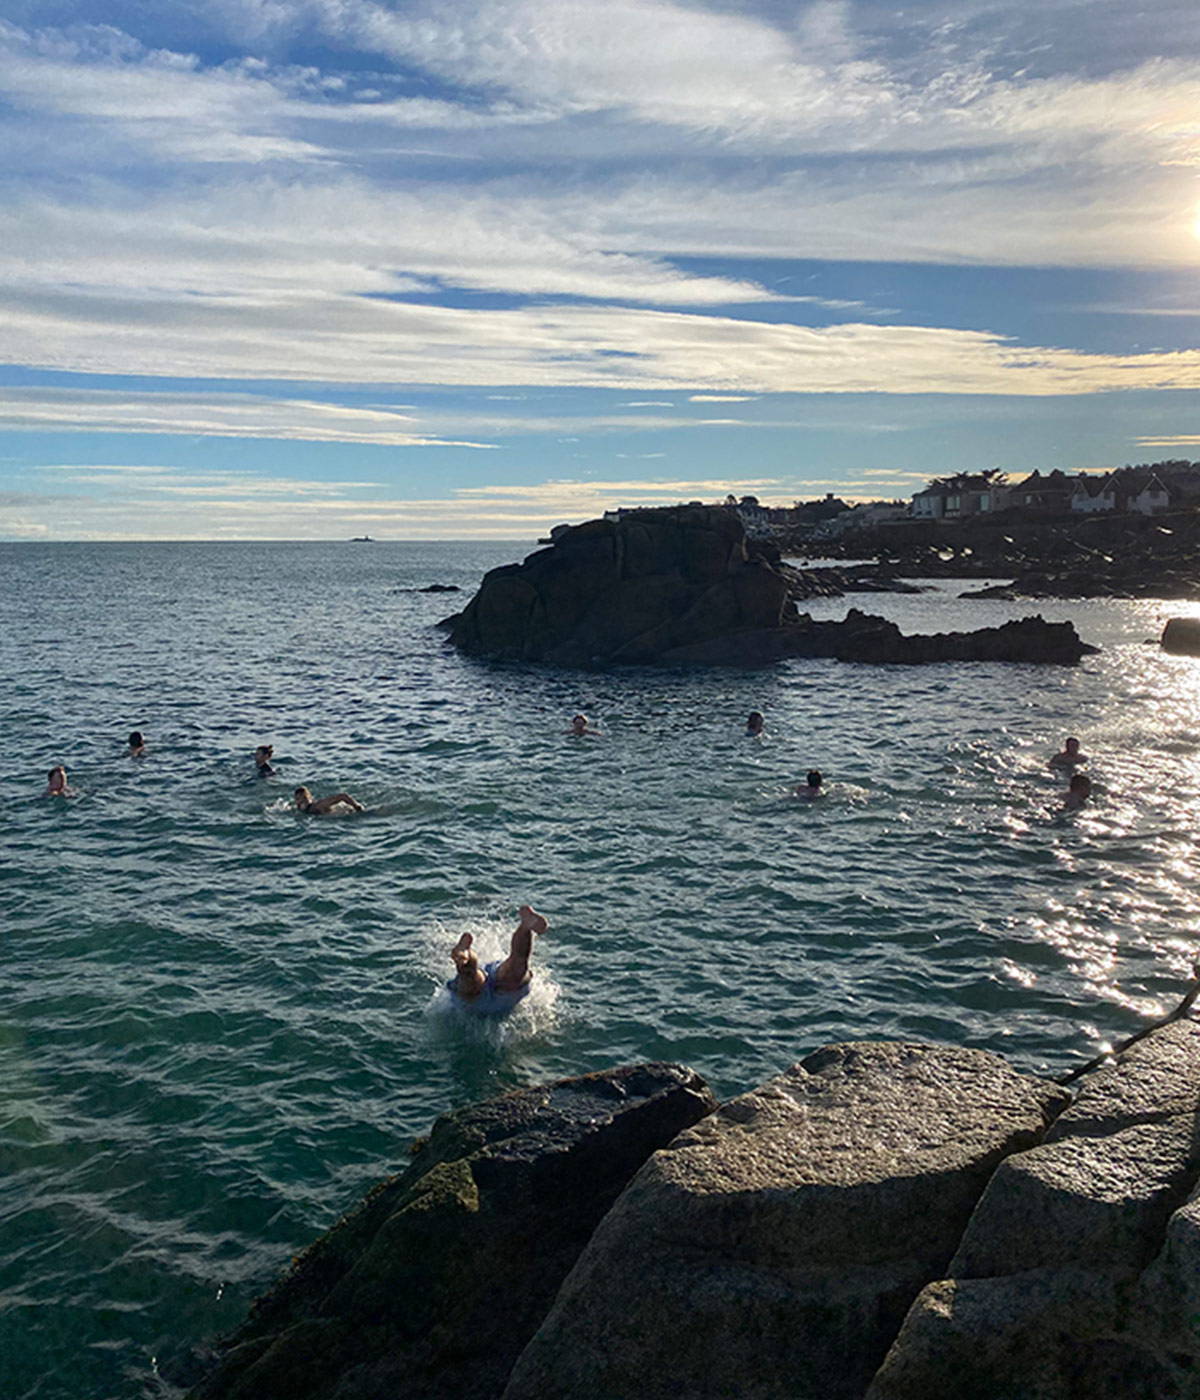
[{"x1": 3, "y1": 540, "x2": 1200, "y2": 1399}]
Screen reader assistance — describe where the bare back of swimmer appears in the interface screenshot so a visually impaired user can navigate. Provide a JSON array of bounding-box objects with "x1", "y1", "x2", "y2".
[{"x1": 294, "y1": 786, "x2": 365, "y2": 814}]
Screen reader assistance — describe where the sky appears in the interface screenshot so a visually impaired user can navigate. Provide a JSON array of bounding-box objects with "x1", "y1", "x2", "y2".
[{"x1": 3, "y1": 0, "x2": 1200, "y2": 539}]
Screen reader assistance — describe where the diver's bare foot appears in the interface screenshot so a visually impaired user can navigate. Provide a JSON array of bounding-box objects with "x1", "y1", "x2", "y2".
[
  {"x1": 518, "y1": 905, "x2": 548, "y2": 936},
  {"x1": 451, "y1": 931, "x2": 475, "y2": 968}
]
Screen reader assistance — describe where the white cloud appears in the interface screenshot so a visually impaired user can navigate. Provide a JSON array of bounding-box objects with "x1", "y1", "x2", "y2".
[
  {"x1": 0, "y1": 388, "x2": 494, "y2": 447},
  {"x1": 6, "y1": 296, "x2": 1200, "y2": 398},
  {"x1": 0, "y1": 470, "x2": 801, "y2": 540}
]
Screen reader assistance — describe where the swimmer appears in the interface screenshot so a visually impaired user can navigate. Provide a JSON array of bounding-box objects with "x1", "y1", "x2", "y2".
[
  {"x1": 1063, "y1": 772, "x2": 1091, "y2": 810},
  {"x1": 255, "y1": 745, "x2": 276, "y2": 778},
  {"x1": 565, "y1": 713, "x2": 600, "y2": 737},
  {"x1": 1049, "y1": 736, "x2": 1086, "y2": 769},
  {"x1": 294, "y1": 786, "x2": 365, "y2": 815},
  {"x1": 795, "y1": 769, "x2": 824, "y2": 800},
  {"x1": 44, "y1": 766, "x2": 73, "y2": 798},
  {"x1": 127, "y1": 731, "x2": 145, "y2": 757},
  {"x1": 448, "y1": 905, "x2": 548, "y2": 1014},
  {"x1": 746, "y1": 710, "x2": 765, "y2": 737}
]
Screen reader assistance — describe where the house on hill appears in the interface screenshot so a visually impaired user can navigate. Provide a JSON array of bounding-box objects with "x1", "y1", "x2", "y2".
[
  {"x1": 1070, "y1": 474, "x2": 1116, "y2": 513},
  {"x1": 1127, "y1": 471, "x2": 1171, "y2": 515},
  {"x1": 911, "y1": 473, "x2": 1007, "y2": 519},
  {"x1": 1010, "y1": 469, "x2": 1074, "y2": 514},
  {"x1": 1069, "y1": 468, "x2": 1173, "y2": 515}
]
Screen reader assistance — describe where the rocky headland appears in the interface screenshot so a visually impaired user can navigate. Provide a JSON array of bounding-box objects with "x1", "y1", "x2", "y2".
[
  {"x1": 440, "y1": 506, "x2": 1095, "y2": 667},
  {"x1": 188, "y1": 1009, "x2": 1200, "y2": 1400}
]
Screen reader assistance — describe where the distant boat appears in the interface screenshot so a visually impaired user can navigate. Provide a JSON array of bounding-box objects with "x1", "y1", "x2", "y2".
[{"x1": 349, "y1": 535, "x2": 375, "y2": 542}]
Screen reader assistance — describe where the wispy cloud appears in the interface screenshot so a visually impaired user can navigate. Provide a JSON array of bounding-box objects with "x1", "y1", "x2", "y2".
[
  {"x1": 6, "y1": 302, "x2": 1200, "y2": 398},
  {"x1": 0, "y1": 387, "x2": 496, "y2": 446},
  {"x1": 1, "y1": 0, "x2": 1198, "y2": 536},
  {"x1": 2, "y1": 469, "x2": 812, "y2": 540}
]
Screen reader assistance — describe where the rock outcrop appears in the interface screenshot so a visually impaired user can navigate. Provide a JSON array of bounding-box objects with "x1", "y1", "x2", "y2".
[
  {"x1": 188, "y1": 1064, "x2": 716, "y2": 1400},
  {"x1": 190, "y1": 1020, "x2": 1200, "y2": 1400},
  {"x1": 1162, "y1": 617, "x2": 1200, "y2": 656},
  {"x1": 867, "y1": 1018, "x2": 1200, "y2": 1399},
  {"x1": 443, "y1": 505, "x2": 790, "y2": 666},
  {"x1": 502, "y1": 1042, "x2": 1066, "y2": 1400},
  {"x1": 441, "y1": 506, "x2": 1096, "y2": 667}
]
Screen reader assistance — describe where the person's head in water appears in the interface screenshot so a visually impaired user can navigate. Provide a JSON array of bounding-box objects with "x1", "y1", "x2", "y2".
[
  {"x1": 127, "y1": 730, "x2": 145, "y2": 754},
  {"x1": 1065, "y1": 737, "x2": 1080, "y2": 756},
  {"x1": 570, "y1": 713, "x2": 588, "y2": 736},
  {"x1": 746, "y1": 710, "x2": 765, "y2": 736},
  {"x1": 294, "y1": 786, "x2": 312, "y2": 810},
  {"x1": 1067, "y1": 772, "x2": 1091, "y2": 803},
  {"x1": 807, "y1": 770, "x2": 823, "y2": 790},
  {"x1": 256, "y1": 745, "x2": 273, "y2": 762},
  {"x1": 45, "y1": 765, "x2": 68, "y2": 795}
]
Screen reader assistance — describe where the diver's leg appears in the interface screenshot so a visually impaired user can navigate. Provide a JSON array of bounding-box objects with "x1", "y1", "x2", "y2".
[
  {"x1": 491, "y1": 906, "x2": 547, "y2": 990},
  {"x1": 451, "y1": 931, "x2": 486, "y2": 999}
]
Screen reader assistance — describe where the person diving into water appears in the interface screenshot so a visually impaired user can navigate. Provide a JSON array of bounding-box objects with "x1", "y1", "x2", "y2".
[{"x1": 447, "y1": 905, "x2": 548, "y2": 1014}]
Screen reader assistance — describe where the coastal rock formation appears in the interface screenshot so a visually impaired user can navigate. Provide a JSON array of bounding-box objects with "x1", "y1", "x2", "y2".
[
  {"x1": 1161, "y1": 617, "x2": 1200, "y2": 656},
  {"x1": 441, "y1": 506, "x2": 1096, "y2": 667},
  {"x1": 442, "y1": 505, "x2": 790, "y2": 666},
  {"x1": 189, "y1": 1021, "x2": 1200, "y2": 1400},
  {"x1": 811, "y1": 513, "x2": 1200, "y2": 601},
  {"x1": 502, "y1": 1042, "x2": 1067, "y2": 1400},
  {"x1": 867, "y1": 1018, "x2": 1200, "y2": 1399},
  {"x1": 187, "y1": 1064, "x2": 716, "y2": 1400}
]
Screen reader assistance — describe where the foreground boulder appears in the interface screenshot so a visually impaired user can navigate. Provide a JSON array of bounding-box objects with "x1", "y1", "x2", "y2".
[
  {"x1": 868, "y1": 1018, "x2": 1200, "y2": 1399},
  {"x1": 188, "y1": 1064, "x2": 716, "y2": 1400},
  {"x1": 442, "y1": 506, "x2": 1096, "y2": 667},
  {"x1": 502, "y1": 1042, "x2": 1067, "y2": 1400}
]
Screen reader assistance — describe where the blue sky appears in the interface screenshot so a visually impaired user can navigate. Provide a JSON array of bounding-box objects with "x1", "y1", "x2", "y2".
[{"x1": 3, "y1": 0, "x2": 1200, "y2": 538}]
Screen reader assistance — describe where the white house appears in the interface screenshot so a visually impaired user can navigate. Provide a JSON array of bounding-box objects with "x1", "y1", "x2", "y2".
[
  {"x1": 1130, "y1": 473, "x2": 1171, "y2": 515},
  {"x1": 732, "y1": 495, "x2": 773, "y2": 536},
  {"x1": 911, "y1": 486, "x2": 947, "y2": 519},
  {"x1": 1070, "y1": 474, "x2": 1116, "y2": 513}
]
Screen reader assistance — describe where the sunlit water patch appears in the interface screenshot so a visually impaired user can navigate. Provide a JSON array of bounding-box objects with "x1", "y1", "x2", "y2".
[{"x1": 4, "y1": 542, "x2": 1200, "y2": 1397}]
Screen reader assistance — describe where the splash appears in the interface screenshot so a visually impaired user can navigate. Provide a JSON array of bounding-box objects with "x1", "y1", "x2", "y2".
[{"x1": 421, "y1": 911, "x2": 560, "y2": 1046}]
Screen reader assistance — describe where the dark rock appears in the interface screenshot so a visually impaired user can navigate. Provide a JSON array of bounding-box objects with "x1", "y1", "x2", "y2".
[
  {"x1": 443, "y1": 508, "x2": 1097, "y2": 667},
  {"x1": 958, "y1": 584, "x2": 1019, "y2": 600},
  {"x1": 867, "y1": 1018, "x2": 1200, "y2": 1399},
  {"x1": 807, "y1": 609, "x2": 1098, "y2": 666},
  {"x1": 393, "y1": 584, "x2": 461, "y2": 594},
  {"x1": 1162, "y1": 618, "x2": 1200, "y2": 655},
  {"x1": 445, "y1": 506, "x2": 777, "y2": 666},
  {"x1": 187, "y1": 1064, "x2": 717, "y2": 1400},
  {"x1": 503, "y1": 1042, "x2": 1067, "y2": 1400}
]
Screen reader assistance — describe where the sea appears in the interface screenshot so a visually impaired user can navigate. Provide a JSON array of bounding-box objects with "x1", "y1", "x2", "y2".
[{"x1": 3, "y1": 539, "x2": 1200, "y2": 1399}]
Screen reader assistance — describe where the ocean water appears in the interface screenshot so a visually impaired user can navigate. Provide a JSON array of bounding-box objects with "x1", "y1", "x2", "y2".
[{"x1": 3, "y1": 539, "x2": 1200, "y2": 1399}]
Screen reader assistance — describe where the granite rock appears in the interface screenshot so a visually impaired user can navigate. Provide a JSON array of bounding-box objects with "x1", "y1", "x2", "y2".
[
  {"x1": 187, "y1": 1063, "x2": 717, "y2": 1400},
  {"x1": 867, "y1": 1017, "x2": 1200, "y2": 1400},
  {"x1": 502, "y1": 1041, "x2": 1066, "y2": 1400}
]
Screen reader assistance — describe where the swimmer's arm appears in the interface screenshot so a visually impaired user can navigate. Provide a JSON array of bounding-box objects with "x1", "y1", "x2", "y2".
[{"x1": 326, "y1": 792, "x2": 365, "y2": 812}]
